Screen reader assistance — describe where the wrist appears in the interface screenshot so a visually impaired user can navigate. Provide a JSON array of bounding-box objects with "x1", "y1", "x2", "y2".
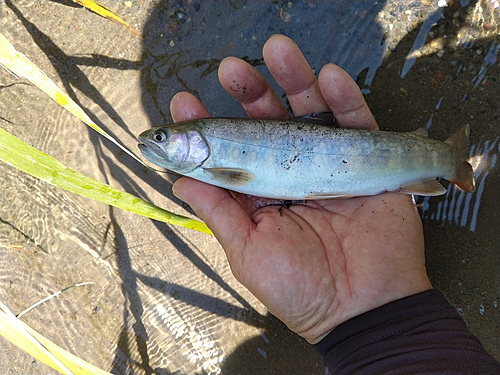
[{"x1": 300, "y1": 279, "x2": 433, "y2": 345}]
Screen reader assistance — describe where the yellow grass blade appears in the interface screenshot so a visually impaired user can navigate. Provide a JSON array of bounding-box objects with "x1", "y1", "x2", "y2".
[
  {"x1": 0, "y1": 128, "x2": 213, "y2": 235},
  {"x1": 72, "y1": 0, "x2": 143, "y2": 39},
  {"x1": 0, "y1": 299, "x2": 112, "y2": 375},
  {"x1": 0, "y1": 32, "x2": 151, "y2": 171}
]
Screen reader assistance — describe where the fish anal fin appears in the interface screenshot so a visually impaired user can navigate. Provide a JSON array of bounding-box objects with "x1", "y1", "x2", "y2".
[
  {"x1": 393, "y1": 179, "x2": 446, "y2": 196},
  {"x1": 306, "y1": 193, "x2": 353, "y2": 200},
  {"x1": 203, "y1": 168, "x2": 255, "y2": 186}
]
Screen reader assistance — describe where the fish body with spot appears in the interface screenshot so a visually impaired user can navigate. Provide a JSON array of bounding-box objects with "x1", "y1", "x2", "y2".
[{"x1": 138, "y1": 114, "x2": 475, "y2": 199}]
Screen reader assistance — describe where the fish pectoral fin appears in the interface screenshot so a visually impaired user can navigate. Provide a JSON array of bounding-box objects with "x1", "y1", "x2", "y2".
[
  {"x1": 393, "y1": 179, "x2": 446, "y2": 196},
  {"x1": 203, "y1": 168, "x2": 255, "y2": 186},
  {"x1": 305, "y1": 193, "x2": 353, "y2": 200}
]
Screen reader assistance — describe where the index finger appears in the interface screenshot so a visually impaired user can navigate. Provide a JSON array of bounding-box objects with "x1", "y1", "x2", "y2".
[
  {"x1": 262, "y1": 35, "x2": 329, "y2": 116},
  {"x1": 170, "y1": 91, "x2": 210, "y2": 122}
]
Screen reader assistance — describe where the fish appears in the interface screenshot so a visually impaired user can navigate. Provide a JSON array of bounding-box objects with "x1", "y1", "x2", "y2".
[{"x1": 137, "y1": 113, "x2": 475, "y2": 199}]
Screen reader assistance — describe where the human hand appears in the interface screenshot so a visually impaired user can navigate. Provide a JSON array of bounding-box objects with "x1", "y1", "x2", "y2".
[{"x1": 171, "y1": 35, "x2": 432, "y2": 344}]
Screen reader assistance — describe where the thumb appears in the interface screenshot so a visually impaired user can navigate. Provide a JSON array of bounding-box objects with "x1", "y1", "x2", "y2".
[{"x1": 172, "y1": 177, "x2": 254, "y2": 259}]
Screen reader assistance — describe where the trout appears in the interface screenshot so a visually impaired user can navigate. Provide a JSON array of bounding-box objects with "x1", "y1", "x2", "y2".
[{"x1": 138, "y1": 113, "x2": 475, "y2": 199}]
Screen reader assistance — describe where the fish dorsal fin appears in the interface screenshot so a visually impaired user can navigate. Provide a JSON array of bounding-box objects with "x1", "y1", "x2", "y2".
[
  {"x1": 203, "y1": 168, "x2": 255, "y2": 186},
  {"x1": 409, "y1": 128, "x2": 429, "y2": 137},
  {"x1": 305, "y1": 193, "x2": 353, "y2": 199},
  {"x1": 393, "y1": 179, "x2": 446, "y2": 196},
  {"x1": 291, "y1": 112, "x2": 337, "y2": 126}
]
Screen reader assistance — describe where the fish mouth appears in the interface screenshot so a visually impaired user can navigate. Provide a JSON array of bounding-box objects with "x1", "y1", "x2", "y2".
[{"x1": 137, "y1": 141, "x2": 166, "y2": 159}]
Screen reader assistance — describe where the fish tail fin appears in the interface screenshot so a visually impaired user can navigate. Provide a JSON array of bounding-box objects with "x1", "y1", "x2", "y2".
[{"x1": 445, "y1": 125, "x2": 475, "y2": 192}]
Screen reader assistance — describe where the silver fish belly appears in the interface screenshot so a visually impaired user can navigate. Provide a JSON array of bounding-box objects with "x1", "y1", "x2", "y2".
[{"x1": 138, "y1": 117, "x2": 475, "y2": 199}]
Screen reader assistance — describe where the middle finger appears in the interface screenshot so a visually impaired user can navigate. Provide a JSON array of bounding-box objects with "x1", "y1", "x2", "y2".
[
  {"x1": 218, "y1": 57, "x2": 289, "y2": 119},
  {"x1": 262, "y1": 35, "x2": 330, "y2": 116}
]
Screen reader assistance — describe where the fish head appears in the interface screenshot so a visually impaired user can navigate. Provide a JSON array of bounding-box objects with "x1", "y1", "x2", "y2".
[{"x1": 138, "y1": 122, "x2": 209, "y2": 174}]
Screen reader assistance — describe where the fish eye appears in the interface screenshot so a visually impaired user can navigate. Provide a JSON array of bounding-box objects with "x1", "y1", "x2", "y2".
[{"x1": 153, "y1": 130, "x2": 167, "y2": 143}]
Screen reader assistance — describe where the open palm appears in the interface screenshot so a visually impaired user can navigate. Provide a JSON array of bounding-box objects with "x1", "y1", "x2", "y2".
[{"x1": 171, "y1": 35, "x2": 432, "y2": 344}]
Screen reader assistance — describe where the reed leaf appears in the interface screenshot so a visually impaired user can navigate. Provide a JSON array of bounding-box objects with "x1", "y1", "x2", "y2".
[
  {"x1": 72, "y1": 0, "x2": 143, "y2": 39},
  {"x1": 0, "y1": 32, "x2": 149, "y2": 171},
  {"x1": 0, "y1": 299, "x2": 112, "y2": 375},
  {"x1": 0, "y1": 128, "x2": 213, "y2": 235}
]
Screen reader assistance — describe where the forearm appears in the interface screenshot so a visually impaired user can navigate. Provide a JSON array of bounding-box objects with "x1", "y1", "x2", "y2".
[{"x1": 314, "y1": 289, "x2": 500, "y2": 374}]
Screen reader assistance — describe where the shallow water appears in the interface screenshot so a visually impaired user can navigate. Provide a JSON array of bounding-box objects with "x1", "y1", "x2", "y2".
[{"x1": 1, "y1": 1, "x2": 499, "y2": 374}]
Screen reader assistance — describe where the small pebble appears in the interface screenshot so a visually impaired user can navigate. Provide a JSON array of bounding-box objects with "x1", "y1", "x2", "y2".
[
  {"x1": 282, "y1": 10, "x2": 292, "y2": 22},
  {"x1": 307, "y1": 1, "x2": 317, "y2": 10}
]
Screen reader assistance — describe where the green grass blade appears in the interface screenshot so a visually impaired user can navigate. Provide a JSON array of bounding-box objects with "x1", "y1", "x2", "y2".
[
  {"x1": 0, "y1": 128, "x2": 213, "y2": 235},
  {"x1": 0, "y1": 299, "x2": 111, "y2": 375}
]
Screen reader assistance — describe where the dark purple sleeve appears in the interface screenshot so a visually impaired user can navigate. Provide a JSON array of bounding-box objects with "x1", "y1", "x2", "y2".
[{"x1": 314, "y1": 289, "x2": 500, "y2": 374}]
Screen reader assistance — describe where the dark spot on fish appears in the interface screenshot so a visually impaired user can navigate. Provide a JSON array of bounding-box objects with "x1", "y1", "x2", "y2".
[
  {"x1": 242, "y1": 150, "x2": 245, "y2": 154},
  {"x1": 342, "y1": 160, "x2": 347, "y2": 164}
]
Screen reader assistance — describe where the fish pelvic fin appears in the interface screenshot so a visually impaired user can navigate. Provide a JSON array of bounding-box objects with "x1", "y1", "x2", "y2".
[
  {"x1": 203, "y1": 167, "x2": 255, "y2": 186},
  {"x1": 393, "y1": 179, "x2": 447, "y2": 196},
  {"x1": 444, "y1": 125, "x2": 476, "y2": 193}
]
